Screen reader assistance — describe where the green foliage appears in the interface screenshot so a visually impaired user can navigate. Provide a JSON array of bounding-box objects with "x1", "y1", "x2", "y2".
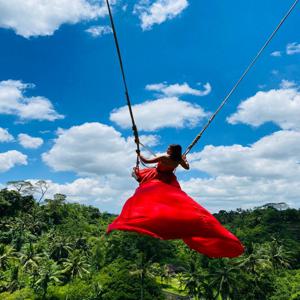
[
  {"x1": 0, "y1": 188, "x2": 299, "y2": 300},
  {"x1": 270, "y1": 270, "x2": 300, "y2": 300},
  {"x1": 0, "y1": 287, "x2": 36, "y2": 300}
]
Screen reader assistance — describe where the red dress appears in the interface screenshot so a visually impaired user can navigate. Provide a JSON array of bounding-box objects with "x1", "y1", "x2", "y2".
[{"x1": 107, "y1": 164, "x2": 244, "y2": 258}]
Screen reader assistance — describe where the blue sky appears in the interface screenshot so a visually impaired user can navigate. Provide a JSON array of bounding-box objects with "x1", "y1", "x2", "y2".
[{"x1": 0, "y1": 0, "x2": 300, "y2": 213}]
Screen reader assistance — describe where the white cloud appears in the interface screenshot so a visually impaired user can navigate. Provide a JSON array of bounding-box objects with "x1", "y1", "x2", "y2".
[
  {"x1": 138, "y1": 134, "x2": 160, "y2": 147},
  {"x1": 134, "y1": 0, "x2": 188, "y2": 30},
  {"x1": 270, "y1": 51, "x2": 281, "y2": 57},
  {"x1": 0, "y1": 150, "x2": 27, "y2": 173},
  {"x1": 0, "y1": 127, "x2": 14, "y2": 142},
  {"x1": 280, "y1": 80, "x2": 296, "y2": 89},
  {"x1": 180, "y1": 130, "x2": 300, "y2": 211},
  {"x1": 36, "y1": 129, "x2": 300, "y2": 212},
  {"x1": 85, "y1": 25, "x2": 112, "y2": 37},
  {"x1": 0, "y1": 80, "x2": 64, "y2": 121},
  {"x1": 286, "y1": 42, "x2": 300, "y2": 55},
  {"x1": 31, "y1": 123, "x2": 300, "y2": 212},
  {"x1": 146, "y1": 82, "x2": 212, "y2": 97},
  {"x1": 0, "y1": 0, "x2": 108, "y2": 38},
  {"x1": 18, "y1": 133, "x2": 44, "y2": 149},
  {"x1": 45, "y1": 177, "x2": 135, "y2": 211},
  {"x1": 181, "y1": 175, "x2": 300, "y2": 212},
  {"x1": 110, "y1": 97, "x2": 208, "y2": 131},
  {"x1": 189, "y1": 130, "x2": 300, "y2": 179},
  {"x1": 227, "y1": 82, "x2": 300, "y2": 130},
  {"x1": 42, "y1": 122, "x2": 136, "y2": 177}
]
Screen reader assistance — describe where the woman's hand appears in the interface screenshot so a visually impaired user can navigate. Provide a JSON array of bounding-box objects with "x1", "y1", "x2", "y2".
[{"x1": 181, "y1": 154, "x2": 190, "y2": 170}]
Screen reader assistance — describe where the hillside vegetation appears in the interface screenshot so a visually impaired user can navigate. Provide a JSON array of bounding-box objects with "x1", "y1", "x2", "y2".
[{"x1": 0, "y1": 185, "x2": 299, "y2": 299}]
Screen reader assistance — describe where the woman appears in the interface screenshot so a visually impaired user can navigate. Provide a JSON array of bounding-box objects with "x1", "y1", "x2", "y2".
[
  {"x1": 133, "y1": 144, "x2": 189, "y2": 186},
  {"x1": 107, "y1": 144, "x2": 244, "y2": 258}
]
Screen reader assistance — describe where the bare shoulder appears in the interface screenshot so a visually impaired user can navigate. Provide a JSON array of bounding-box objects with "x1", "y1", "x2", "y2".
[{"x1": 159, "y1": 155, "x2": 171, "y2": 162}]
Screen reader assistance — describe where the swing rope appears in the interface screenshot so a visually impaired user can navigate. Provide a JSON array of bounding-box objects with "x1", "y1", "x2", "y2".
[
  {"x1": 105, "y1": 0, "x2": 140, "y2": 167},
  {"x1": 184, "y1": 0, "x2": 299, "y2": 155}
]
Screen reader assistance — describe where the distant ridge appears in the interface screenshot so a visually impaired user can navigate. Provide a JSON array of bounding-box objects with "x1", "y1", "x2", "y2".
[{"x1": 255, "y1": 202, "x2": 289, "y2": 211}]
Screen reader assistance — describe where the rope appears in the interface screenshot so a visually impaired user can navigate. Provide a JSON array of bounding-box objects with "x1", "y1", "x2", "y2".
[
  {"x1": 139, "y1": 141, "x2": 157, "y2": 157},
  {"x1": 184, "y1": 0, "x2": 299, "y2": 155},
  {"x1": 105, "y1": 0, "x2": 140, "y2": 167}
]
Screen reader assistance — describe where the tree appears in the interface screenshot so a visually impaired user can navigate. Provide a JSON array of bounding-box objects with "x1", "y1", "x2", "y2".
[
  {"x1": 181, "y1": 252, "x2": 213, "y2": 300},
  {"x1": 0, "y1": 245, "x2": 16, "y2": 271},
  {"x1": 100, "y1": 259, "x2": 163, "y2": 300},
  {"x1": 33, "y1": 259, "x2": 62, "y2": 299},
  {"x1": 267, "y1": 238, "x2": 292, "y2": 270},
  {"x1": 19, "y1": 243, "x2": 43, "y2": 274},
  {"x1": 207, "y1": 259, "x2": 239, "y2": 300},
  {"x1": 34, "y1": 180, "x2": 49, "y2": 203},
  {"x1": 0, "y1": 189, "x2": 35, "y2": 216},
  {"x1": 61, "y1": 250, "x2": 90, "y2": 280},
  {"x1": 6, "y1": 181, "x2": 34, "y2": 195},
  {"x1": 48, "y1": 234, "x2": 72, "y2": 262}
]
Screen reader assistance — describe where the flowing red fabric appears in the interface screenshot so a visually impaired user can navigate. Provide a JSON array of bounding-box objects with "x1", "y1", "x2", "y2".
[{"x1": 107, "y1": 168, "x2": 244, "y2": 258}]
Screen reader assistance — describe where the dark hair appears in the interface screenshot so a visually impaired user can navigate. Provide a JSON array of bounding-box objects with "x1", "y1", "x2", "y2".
[{"x1": 168, "y1": 144, "x2": 182, "y2": 162}]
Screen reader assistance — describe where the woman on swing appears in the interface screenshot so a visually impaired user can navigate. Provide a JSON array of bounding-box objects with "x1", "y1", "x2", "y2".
[
  {"x1": 133, "y1": 144, "x2": 189, "y2": 186},
  {"x1": 108, "y1": 143, "x2": 244, "y2": 258}
]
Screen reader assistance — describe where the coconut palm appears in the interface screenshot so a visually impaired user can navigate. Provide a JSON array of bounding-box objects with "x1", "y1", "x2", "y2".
[
  {"x1": 0, "y1": 245, "x2": 17, "y2": 271},
  {"x1": 61, "y1": 250, "x2": 90, "y2": 279},
  {"x1": 19, "y1": 243, "x2": 43, "y2": 273},
  {"x1": 6, "y1": 265, "x2": 20, "y2": 292},
  {"x1": 49, "y1": 235, "x2": 72, "y2": 262},
  {"x1": 267, "y1": 238, "x2": 292, "y2": 270},
  {"x1": 237, "y1": 243, "x2": 272, "y2": 275},
  {"x1": 207, "y1": 259, "x2": 239, "y2": 300},
  {"x1": 33, "y1": 260, "x2": 62, "y2": 299}
]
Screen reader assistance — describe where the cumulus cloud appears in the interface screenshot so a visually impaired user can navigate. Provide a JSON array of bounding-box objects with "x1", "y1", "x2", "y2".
[
  {"x1": 19, "y1": 124, "x2": 300, "y2": 212},
  {"x1": 40, "y1": 122, "x2": 165, "y2": 210},
  {"x1": 0, "y1": 80, "x2": 64, "y2": 121},
  {"x1": 146, "y1": 82, "x2": 212, "y2": 97},
  {"x1": 227, "y1": 82, "x2": 300, "y2": 130},
  {"x1": 181, "y1": 176, "x2": 300, "y2": 212},
  {"x1": 270, "y1": 51, "x2": 281, "y2": 57},
  {"x1": 0, "y1": 127, "x2": 14, "y2": 142},
  {"x1": 138, "y1": 134, "x2": 160, "y2": 147},
  {"x1": 18, "y1": 133, "x2": 44, "y2": 149},
  {"x1": 180, "y1": 130, "x2": 300, "y2": 211},
  {"x1": 85, "y1": 25, "x2": 112, "y2": 37},
  {"x1": 37, "y1": 128, "x2": 300, "y2": 212},
  {"x1": 110, "y1": 97, "x2": 208, "y2": 131},
  {"x1": 286, "y1": 42, "x2": 300, "y2": 55},
  {"x1": 0, "y1": 0, "x2": 108, "y2": 38},
  {"x1": 42, "y1": 122, "x2": 136, "y2": 177},
  {"x1": 44, "y1": 177, "x2": 136, "y2": 211},
  {"x1": 134, "y1": 0, "x2": 188, "y2": 30},
  {"x1": 189, "y1": 130, "x2": 300, "y2": 179},
  {"x1": 0, "y1": 150, "x2": 27, "y2": 172}
]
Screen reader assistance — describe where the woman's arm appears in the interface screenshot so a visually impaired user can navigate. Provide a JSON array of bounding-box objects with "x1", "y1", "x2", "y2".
[
  {"x1": 180, "y1": 155, "x2": 190, "y2": 170},
  {"x1": 138, "y1": 153, "x2": 161, "y2": 164}
]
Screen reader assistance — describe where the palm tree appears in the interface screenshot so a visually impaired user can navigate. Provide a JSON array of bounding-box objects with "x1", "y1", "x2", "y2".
[
  {"x1": 0, "y1": 245, "x2": 17, "y2": 271},
  {"x1": 6, "y1": 266, "x2": 20, "y2": 292},
  {"x1": 207, "y1": 259, "x2": 239, "y2": 300},
  {"x1": 181, "y1": 252, "x2": 212, "y2": 300},
  {"x1": 61, "y1": 250, "x2": 90, "y2": 279},
  {"x1": 19, "y1": 243, "x2": 43, "y2": 273},
  {"x1": 8, "y1": 217, "x2": 36, "y2": 251},
  {"x1": 33, "y1": 260, "x2": 62, "y2": 299},
  {"x1": 237, "y1": 242, "x2": 274, "y2": 275},
  {"x1": 49, "y1": 235, "x2": 72, "y2": 262},
  {"x1": 267, "y1": 238, "x2": 292, "y2": 270}
]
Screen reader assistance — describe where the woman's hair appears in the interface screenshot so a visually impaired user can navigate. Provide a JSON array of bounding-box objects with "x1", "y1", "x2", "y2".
[{"x1": 168, "y1": 144, "x2": 182, "y2": 162}]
